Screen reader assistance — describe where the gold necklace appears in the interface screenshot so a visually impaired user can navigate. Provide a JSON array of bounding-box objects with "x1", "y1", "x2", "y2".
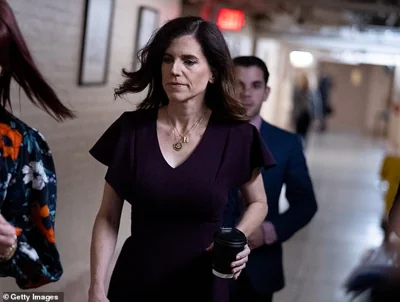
[{"x1": 166, "y1": 109, "x2": 205, "y2": 151}]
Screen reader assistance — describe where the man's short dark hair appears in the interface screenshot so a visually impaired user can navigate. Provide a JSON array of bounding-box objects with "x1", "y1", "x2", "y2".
[{"x1": 233, "y1": 56, "x2": 270, "y2": 85}]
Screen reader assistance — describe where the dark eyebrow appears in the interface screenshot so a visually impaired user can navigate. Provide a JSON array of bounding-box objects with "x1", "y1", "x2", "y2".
[
  {"x1": 252, "y1": 81, "x2": 263, "y2": 86},
  {"x1": 163, "y1": 52, "x2": 198, "y2": 60},
  {"x1": 181, "y1": 54, "x2": 198, "y2": 60}
]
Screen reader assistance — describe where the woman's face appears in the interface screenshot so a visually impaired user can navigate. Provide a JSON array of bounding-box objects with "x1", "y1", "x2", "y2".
[{"x1": 161, "y1": 35, "x2": 214, "y2": 103}]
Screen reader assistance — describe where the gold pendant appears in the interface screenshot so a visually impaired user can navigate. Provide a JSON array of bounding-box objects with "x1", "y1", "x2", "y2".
[{"x1": 173, "y1": 142, "x2": 183, "y2": 151}]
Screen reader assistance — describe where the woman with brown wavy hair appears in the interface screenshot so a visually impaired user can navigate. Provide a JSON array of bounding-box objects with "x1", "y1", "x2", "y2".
[
  {"x1": 88, "y1": 15, "x2": 275, "y2": 302},
  {"x1": 0, "y1": 0, "x2": 74, "y2": 289}
]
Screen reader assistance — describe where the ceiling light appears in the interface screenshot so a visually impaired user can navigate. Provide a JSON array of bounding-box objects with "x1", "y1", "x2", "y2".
[{"x1": 290, "y1": 51, "x2": 314, "y2": 68}]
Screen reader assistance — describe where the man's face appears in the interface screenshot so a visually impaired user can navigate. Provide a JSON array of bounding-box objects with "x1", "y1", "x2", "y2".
[{"x1": 235, "y1": 65, "x2": 270, "y2": 119}]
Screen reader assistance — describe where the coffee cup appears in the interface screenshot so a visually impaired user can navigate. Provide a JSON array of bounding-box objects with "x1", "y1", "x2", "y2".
[{"x1": 212, "y1": 227, "x2": 247, "y2": 279}]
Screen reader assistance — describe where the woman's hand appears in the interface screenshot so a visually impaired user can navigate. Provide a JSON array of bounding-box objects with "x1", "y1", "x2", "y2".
[
  {"x1": 206, "y1": 242, "x2": 251, "y2": 280},
  {"x1": 0, "y1": 214, "x2": 17, "y2": 259},
  {"x1": 231, "y1": 244, "x2": 250, "y2": 280}
]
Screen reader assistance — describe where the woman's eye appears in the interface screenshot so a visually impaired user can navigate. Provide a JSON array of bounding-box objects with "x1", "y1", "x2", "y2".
[
  {"x1": 162, "y1": 57, "x2": 173, "y2": 63},
  {"x1": 185, "y1": 60, "x2": 196, "y2": 66}
]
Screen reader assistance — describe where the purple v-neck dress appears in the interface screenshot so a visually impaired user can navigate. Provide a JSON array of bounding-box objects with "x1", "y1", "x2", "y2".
[{"x1": 89, "y1": 108, "x2": 275, "y2": 302}]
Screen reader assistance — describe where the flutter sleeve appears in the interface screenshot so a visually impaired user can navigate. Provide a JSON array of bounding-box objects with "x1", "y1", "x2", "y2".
[
  {"x1": 235, "y1": 124, "x2": 276, "y2": 187},
  {"x1": 89, "y1": 112, "x2": 132, "y2": 200}
]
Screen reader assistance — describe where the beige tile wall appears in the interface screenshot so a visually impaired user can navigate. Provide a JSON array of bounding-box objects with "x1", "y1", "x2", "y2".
[{"x1": 1, "y1": 0, "x2": 182, "y2": 300}]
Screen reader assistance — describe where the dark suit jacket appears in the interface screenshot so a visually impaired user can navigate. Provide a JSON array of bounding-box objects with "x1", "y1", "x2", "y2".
[
  {"x1": 389, "y1": 183, "x2": 400, "y2": 236},
  {"x1": 223, "y1": 121, "x2": 318, "y2": 294}
]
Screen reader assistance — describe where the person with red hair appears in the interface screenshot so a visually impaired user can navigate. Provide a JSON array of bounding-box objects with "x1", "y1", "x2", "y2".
[{"x1": 0, "y1": 0, "x2": 75, "y2": 289}]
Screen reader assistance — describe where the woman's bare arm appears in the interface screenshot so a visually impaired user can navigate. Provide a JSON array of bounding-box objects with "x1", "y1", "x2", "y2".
[
  {"x1": 236, "y1": 168, "x2": 268, "y2": 238},
  {"x1": 89, "y1": 182, "x2": 123, "y2": 296}
]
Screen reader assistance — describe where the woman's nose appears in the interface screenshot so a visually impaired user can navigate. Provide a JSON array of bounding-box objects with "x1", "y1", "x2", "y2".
[{"x1": 170, "y1": 61, "x2": 182, "y2": 76}]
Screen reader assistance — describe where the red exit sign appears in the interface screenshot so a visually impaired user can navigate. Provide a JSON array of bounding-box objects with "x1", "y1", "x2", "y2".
[{"x1": 216, "y1": 8, "x2": 245, "y2": 31}]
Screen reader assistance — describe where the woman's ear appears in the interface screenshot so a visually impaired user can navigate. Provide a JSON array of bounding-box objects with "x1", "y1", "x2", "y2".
[
  {"x1": 209, "y1": 75, "x2": 215, "y2": 84},
  {"x1": 209, "y1": 70, "x2": 217, "y2": 84}
]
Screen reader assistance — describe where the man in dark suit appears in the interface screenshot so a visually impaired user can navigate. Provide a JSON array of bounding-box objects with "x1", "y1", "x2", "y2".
[
  {"x1": 224, "y1": 56, "x2": 318, "y2": 302},
  {"x1": 388, "y1": 182, "x2": 400, "y2": 236}
]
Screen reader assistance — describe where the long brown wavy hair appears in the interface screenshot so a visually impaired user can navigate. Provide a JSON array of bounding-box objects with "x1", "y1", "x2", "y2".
[
  {"x1": 0, "y1": 0, "x2": 75, "y2": 122},
  {"x1": 114, "y1": 16, "x2": 248, "y2": 122}
]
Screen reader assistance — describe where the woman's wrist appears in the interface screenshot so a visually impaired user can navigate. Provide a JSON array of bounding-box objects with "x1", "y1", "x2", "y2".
[
  {"x1": 235, "y1": 225, "x2": 249, "y2": 239},
  {"x1": 89, "y1": 282, "x2": 106, "y2": 297}
]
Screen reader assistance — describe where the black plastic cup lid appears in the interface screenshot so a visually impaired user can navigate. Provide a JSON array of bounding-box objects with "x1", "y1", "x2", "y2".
[{"x1": 214, "y1": 227, "x2": 247, "y2": 247}]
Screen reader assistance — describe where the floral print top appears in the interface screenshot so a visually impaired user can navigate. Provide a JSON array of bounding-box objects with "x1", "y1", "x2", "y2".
[{"x1": 0, "y1": 107, "x2": 62, "y2": 289}]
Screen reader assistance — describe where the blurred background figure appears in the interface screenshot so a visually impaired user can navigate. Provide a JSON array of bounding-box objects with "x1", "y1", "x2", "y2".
[
  {"x1": 317, "y1": 66, "x2": 334, "y2": 132},
  {"x1": 389, "y1": 182, "x2": 400, "y2": 237},
  {"x1": 345, "y1": 182, "x2": 400, "y2": 302},
  {"x1": 0, "y1": 0, "x2": 75, "y2": 289},
  {"x1": 292, "y1": 73, "x2": 315, "y2": 146},
  {"x1": 379, "y1": 142, "x2": 400, "y2": 241}
]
